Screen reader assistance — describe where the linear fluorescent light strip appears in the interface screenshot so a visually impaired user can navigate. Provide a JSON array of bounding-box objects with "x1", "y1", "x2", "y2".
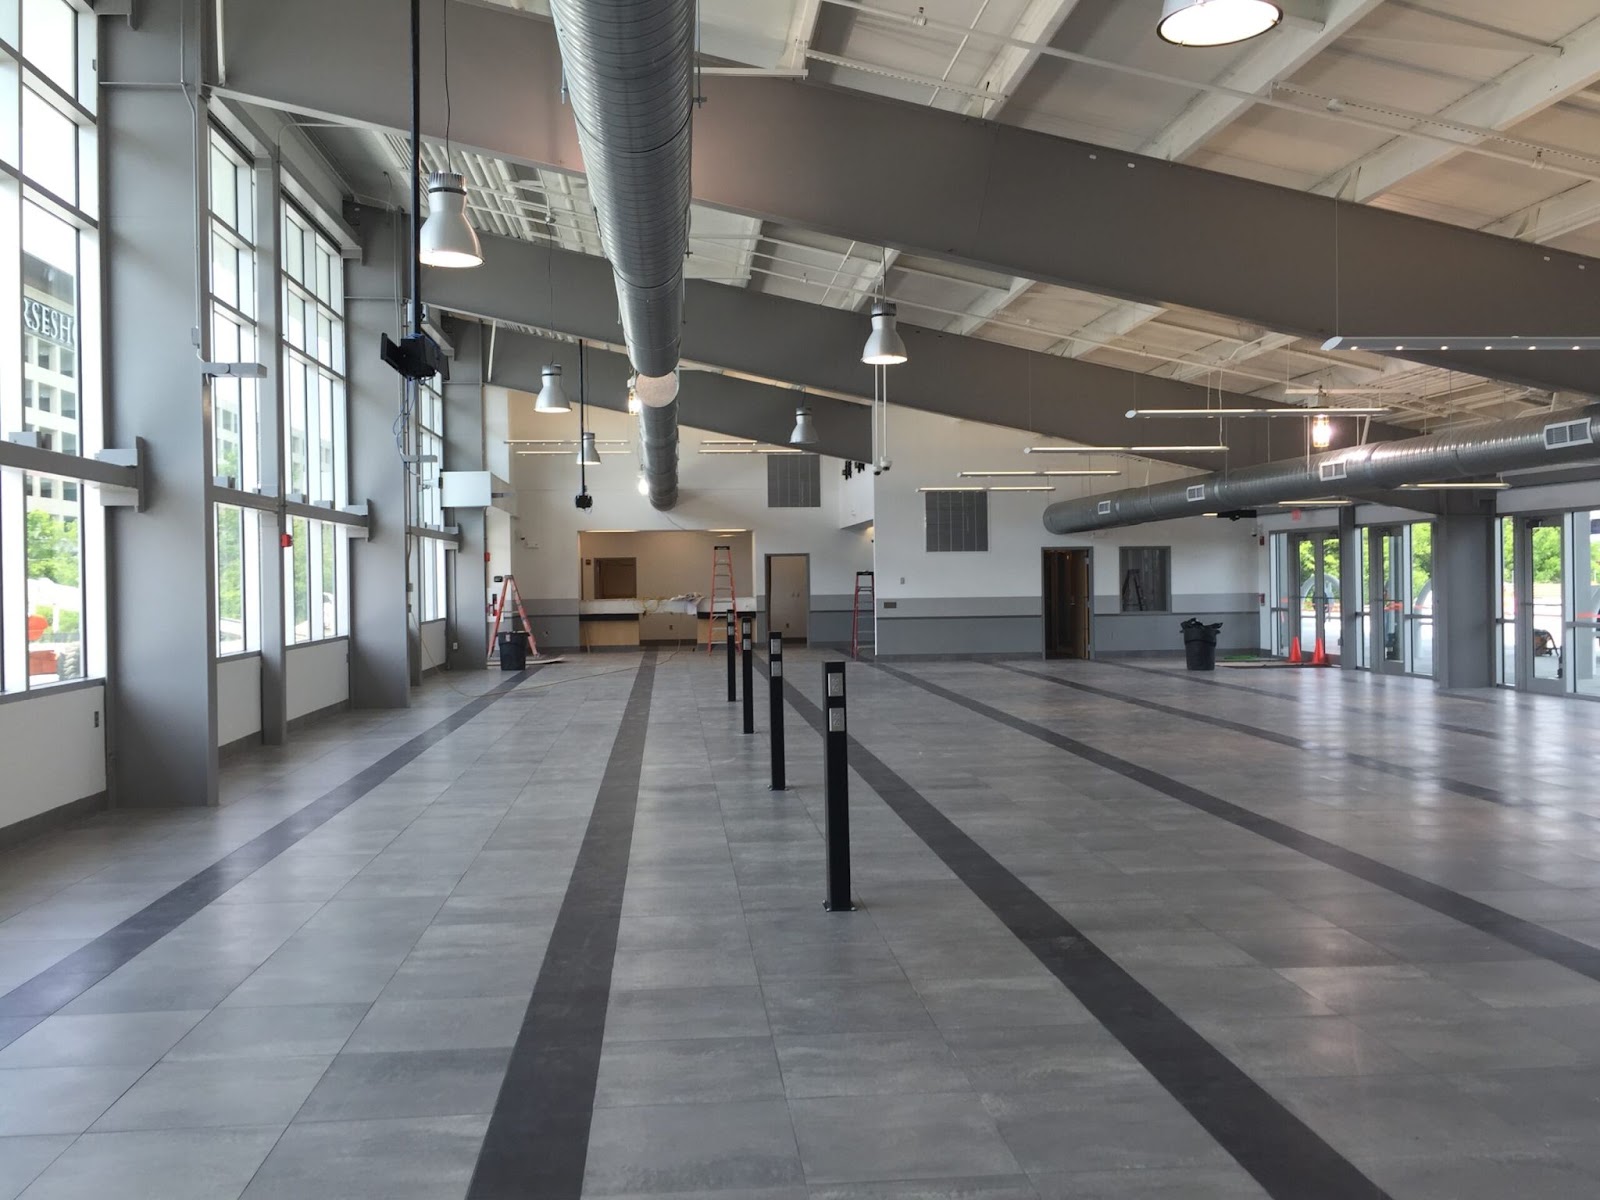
[
  {"x1": 988, "y1": 486, "x2": 1056, "y2": 493},
  {"x1": 1323, "y1": 336, "x2": 1600, "y2": 352},
  {"x1": 957, "y1": 469, "x2": 1121, "y2": 478},
  {"x1": 699, "y1": 446, "x2": 805, "y2": 455},
  {"x1": 508, "y1": 439, "x2": 628, "y2": 446},
  {"x1": 516, "y1": 449, "x2": 627, "y2": 455},
  {"x1": 1024, "y1": 445, "x2": 1228, "y2": 454},
  {"x1": 1124, "y1": 407, "x2": 1388, "y2": 418},
  {"x1": 1400, "y1": 482, "x2": 1510, "y2": 490}
]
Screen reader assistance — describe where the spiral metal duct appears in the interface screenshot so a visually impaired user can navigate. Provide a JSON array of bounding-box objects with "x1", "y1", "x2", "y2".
[
  {"x1": 1042, "y1": 406, "x2": 1600, "y2": 534},
  {"x1": 547, "y1": 0, "x2": 692, "y2": 508}
]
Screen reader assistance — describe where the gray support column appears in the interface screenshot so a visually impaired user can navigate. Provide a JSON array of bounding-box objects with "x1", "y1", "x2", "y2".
[
  {"x1": 254, "y1": 147, "x2": 288, "y2": 744},
  {"x1": 345, "y1": 209, "x2": 411, "y2": 708},
  {"x1": 1433, "y1": 504, "x2": 1496, "y2": 691},
  {"x1": 1338, "y1": 507, "x2": 1360, "y2": 672},
  {"x1": 103, "y1": 0, "x2": 220, "y2": 806},
  {"x1": 444, "y1": 319, "x2": 490, "y2": 672}
]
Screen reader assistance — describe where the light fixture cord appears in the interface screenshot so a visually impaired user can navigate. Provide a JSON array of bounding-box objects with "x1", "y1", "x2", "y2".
[
  {"x1": 409, "y1": 0, "x2": 422, "y2": 335},
  {"x1": 579, "y1": 338, "x2": 589, "y2": 490},
  {"x1": 442, "y1": 0, "x2": 453, "y2": 168}
]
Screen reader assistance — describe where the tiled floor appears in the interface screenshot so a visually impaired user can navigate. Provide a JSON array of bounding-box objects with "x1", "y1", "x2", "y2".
[{"x1": 4, "y1": 650, "x2": 1600, "y2": 1198}]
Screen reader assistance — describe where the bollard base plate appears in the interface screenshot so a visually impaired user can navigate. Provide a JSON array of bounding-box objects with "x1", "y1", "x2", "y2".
[
  {"x1": 769, "y1": 786, "x2": 788, "y2": 793},
  {"x1": 823, "y1": 900, "x2": 857, "y2": 913}
]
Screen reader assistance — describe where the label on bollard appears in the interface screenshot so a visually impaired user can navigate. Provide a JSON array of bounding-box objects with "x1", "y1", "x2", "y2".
[
  {"x1": 828, "y1": 709, "x2": 846, "y2": 733},
  {"x1": 772, "y1": 661, "x2": 783, "y2": 678},
  {"x1": 827, "y1": 674, "x2": 845, "y2": 697}
]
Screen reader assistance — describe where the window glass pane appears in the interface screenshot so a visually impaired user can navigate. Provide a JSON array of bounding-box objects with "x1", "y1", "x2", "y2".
[
  {"x1": 22, "y1": 0, "x2": 76, "y2": 95},
  {"x1": 321, "y1": 523, "x2": 337, "y2": 638},
  {"x1": 26, "y1": 476, "x2": 83, "y2": 683},
  {"x1": 1119, "y1": 547, "x2": 1171, "y2": 613},
  {"x1": 22, "y1": 88, "x2": 76, "y2": 201},
  {"x1": 22, "y1": 201, "x2": 78, "y2": 452},
  {"x1": 215, "y1": 504, "x2": 247, "y2": 654},
  {"x1": 289, "y1": 516, "x2": 310, "y2": 642}
]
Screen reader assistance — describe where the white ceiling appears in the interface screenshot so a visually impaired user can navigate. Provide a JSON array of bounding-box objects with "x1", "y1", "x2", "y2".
[{"x1": 442, "y1": 0, "x2": 1600, "y2": 430}]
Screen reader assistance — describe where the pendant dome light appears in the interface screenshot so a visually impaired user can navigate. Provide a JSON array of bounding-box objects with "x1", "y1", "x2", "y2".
[
  {"x1": 419, "y1": 172, "x2": 483, "y2": 268},
  {"x1": 789, "y1": 405, "x2": 819, "y2": 447},
  {"x1": 862, "y1": 300, "x2": 908, "y2": 366},
  {"x1": 577, "y1": 431, "x2": 603, "y2": 466},
  {"x1": 1310, "y1": 412, "x2": 1333, "y2": 450},
  {"x1": 534, "y1": 364, "x2": 571, "y2": 413},
  {"x1": 1157, "y1": 0, "x2": 1282, "y2": 47}
]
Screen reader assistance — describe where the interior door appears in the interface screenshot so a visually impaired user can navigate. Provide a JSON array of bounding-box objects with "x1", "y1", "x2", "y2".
[
  {"x1": 766, "y1": 554, "x2": 810, "y2": 642},
  {"x1": 1373, "y1": 528, "x2": 1408, "y2": 675},
  {"x1": 1043, "y1": 548, "x2": 1092, "y2": 659}
]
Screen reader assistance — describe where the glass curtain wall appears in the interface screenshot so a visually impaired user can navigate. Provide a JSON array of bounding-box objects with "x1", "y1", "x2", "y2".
[
  {"x1": 1, "y1": 0, "x2": 102, "y2": 692},
  {"x1": 409, "y1": 379, "x2": 447, "y2": 629}
]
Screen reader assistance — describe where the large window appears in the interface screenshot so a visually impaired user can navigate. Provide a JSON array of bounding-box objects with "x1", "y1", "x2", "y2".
[
  {"x1": 208, "y1": 127, "x2": 261, "y2": 655},
  {"x1": 281, "y1": 200, "x2": 347, "y2": 643},
  {"x1": 410, "y1": 381, "x2": 447, "y2": 624},
  {"x1": 1119, "y1": 547, "x2": 1171, "y2": 613},
  {"x1": 2, "y1": 1, "x2": 101, "y2": 692},
  {"x1": 924, "y1": 489, "x2": 988, "y2": 552}
]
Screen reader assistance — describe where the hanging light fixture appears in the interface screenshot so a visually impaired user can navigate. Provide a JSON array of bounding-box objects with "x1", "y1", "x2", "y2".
[
  {"x1": 534, "y1": 365, "x2": 571, "y2": 413},
  {"x1": 1310, "y1": 413, "x2": 1334, "y2": 450},
  {"x1": 789, "y1": 405, "x2": 818, "y2": 446},
  {"x1": 419, "y1": 172, "x2": 483, "y2": 268},
  {"x1": 577, "y1": 431, "x2": 603, "y2": 466},
  {"x1": 636, "y1": 472, "x2": 650, "y2": 496},
  {"x1": 862, "y1": 300, "x2": 908, "y2": 366},
  {"x1": 1157, "y1": 0, "x2": 1282, "y2": 46}
]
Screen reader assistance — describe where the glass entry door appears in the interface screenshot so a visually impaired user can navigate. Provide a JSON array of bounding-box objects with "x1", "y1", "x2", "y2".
[
  {"x1": 1516, "y1": 516, "x2": 1567, "y2": 694},
  {"x1": 1290, "y1": 532, "x2": 1341, "y2": 662},
  {"x1": 1373, "y1": 528, "x2": 1408, "y2": 675}
]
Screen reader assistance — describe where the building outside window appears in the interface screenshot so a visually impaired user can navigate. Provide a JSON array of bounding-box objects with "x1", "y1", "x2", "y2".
[
  {"x1": 1119, "y1": 547, "x2": 1171, "y2": 613},
  {"x1": 281, "y1": 200, "x2": 348, "y2": 643},
  {"x1": 209, "y1": 126, "x2": 261, "y2": 655},
  {"x1": 2, "y1": 0, "x2": 102, "y2": 692},
  {"x1": 410, "y1": 380, "x2": 447, "y2": 625}
]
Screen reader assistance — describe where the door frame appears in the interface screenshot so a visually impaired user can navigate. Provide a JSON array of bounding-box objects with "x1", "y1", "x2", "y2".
[
  {"x1": 763, "y1": 552, "x2": 812, "y2": 644},
  {"x1": 1514, "y1": 514, "x2": 1567, "y2": 695},
  {"x1": 1041, "y1": 546, "x2": 1094, "y2": 660},
  {"x1": 1288, "y1": 530, "x2": 1341, "y2": 664}
]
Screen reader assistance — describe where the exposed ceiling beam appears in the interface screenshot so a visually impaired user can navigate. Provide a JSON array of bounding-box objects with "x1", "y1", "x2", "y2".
[
  {"x1": 1141, "y1": 0, "x2": 1390, "y2": 162},
  {"x1": 1484, "y1": 182, "x2": 1600, "y2": 244},
  {"x1": 1314, "y1": 11, "x2": 1600, "y2": 203},
  {"x1": 1165, "y1": 332, "x2": 1300, "y2": 383},
  {"x1": 413, "y1": 228, "x2": 1413, "y2": 471},
  {"x1": 1052, "y1": 304, "x2": 1166, "y2": 358},
  {"x1": 779, "y1": 0, "x2": 825, "y2": 71},
  {"x1": 965, "y1": 0, "x2": 1084, "y2": 119},
  {"x1": 944, "y1": 276, "x2": 1035, "y2": 337},
  {"x1": 218, "y1": 0, "x2": 1600, "y2": 397}
]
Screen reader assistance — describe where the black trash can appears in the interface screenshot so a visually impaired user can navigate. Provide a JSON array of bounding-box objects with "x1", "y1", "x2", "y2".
[
  {"x1": 1181, "y1": 618, "x2": 1223, "y2": 671},
  {"x1": 498, "y1": 630, "x2": 529, "y2": 671}
]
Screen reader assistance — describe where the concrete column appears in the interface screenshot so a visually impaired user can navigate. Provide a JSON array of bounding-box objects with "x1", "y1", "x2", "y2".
[
  {"x1": 254, "y1": 148, "x2": 288, "y2": 744},
  {"x1": 102, "y1": 0, "x2": 219, "y2": 806},
  {"x1": 444, "y1": 318, "x2": 490, "y2": 671},
  {"x1": 345, "y1": 208, "x2": 411, "y2": 708},
  {"x1": 1433, "y1": 503, "x2": 1496, "y2": 691},
  {"x1": 1337, "y1": 507, "x2": 1360, "y2": 672}
]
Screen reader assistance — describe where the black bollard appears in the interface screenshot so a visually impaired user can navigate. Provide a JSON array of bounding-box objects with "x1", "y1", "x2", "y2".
[
  {"x1": 741, "y1": 617, "x2": 755, "y2": 735},
  {"x1": 823, "y1": 661, "x2": 853, "y2": 911},
  {"x1": 725, "y1": 615, "x2": 737, "y2": 702},
  {"x1": 768, "y1": 632, "x2": 786, "y2": 791}
]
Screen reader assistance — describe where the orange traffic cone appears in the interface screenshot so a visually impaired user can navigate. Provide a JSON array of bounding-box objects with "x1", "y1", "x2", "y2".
[
  {"x1": 1311, "y1": 636, "x2": 1329, "y2": 667},
  {"x1": 1288, "y1": 635, "x2": 1303, "y2": 664}
]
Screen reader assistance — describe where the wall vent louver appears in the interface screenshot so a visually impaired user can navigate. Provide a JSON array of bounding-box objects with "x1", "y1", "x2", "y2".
[
  {"x1": 1185, "y1": 484, "x2": 1207, "y2": 502},
  {"x1": 1544, "y1": 418, "x2": 1594, "y2": 450},
  {"x1": 1318, "y1": 460, "x2": 1348, "y2": 482}
]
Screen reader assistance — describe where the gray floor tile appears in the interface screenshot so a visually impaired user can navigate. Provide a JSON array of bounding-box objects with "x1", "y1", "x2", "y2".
[
  {"x1": 762, "y1": 979, "x2": 935, "y2": 1036},
  {"x1": 582, "y1": 1099, "x2": 804, "y2": 1195},
  {"x1": 1031, "y1": 1167, "x2": 1268, "y2": 1199},
  {"x1": 979, "y1": 1085, "x2": 1233, "y2": 1175},
  {"x1": 0, "y1": 1011, "x2": 207, "y2": 1070},
  {"x1": 294, "y1": 1048, "x2": 509, "y2": 1121},
  {"x1": 343, "y1": 995, "x2": 529, "y2": 1053},
  {"x1": 90, "y1": 1056, "x2": 332, "y2": 1131},
  {"x1": 0, "y1": 1136, "x2": 74, "y2": 1200},
  {"x1": 239, "y1": 1114, "x2": 489, "y2": 1199},
  {"x1": 790, "y1": 1092, "x2": 1020, "y2": 1185},
  {"x1": 612, "y1": 946, "x2": 759, "y2": 989},
  {"x1": 807, "y1": 1181, "x2": 1040, "y2": 1200},
  {"x1": 163, "y1": 1004, "x2": 369, "y2": 1063},
  {"x1": 604, "y1": 986, "x2": 772, "y2": 1042},
  {"x1": 594, "y1": 1037, "x2": 785, "y2": 1107},
  {"x1": 0, "y1": 1066, "x2": 146, "y2": 1136},
  {"x1": 1359, "y1": 1151, "x2": 1600, "y2": 1200},
  {"x1": 775, "y1": 1031, "x2": 970, "y2": 1099},
  {"x1": 16, "y1": 1127, "x2": 281, "y2": 1200},
  {"x1": 912, "y1": 978, "x2": 1092, "y2": 1032},
  {"x1": 944, "y1": 1025, "x2": 1145, "y2": 1092}
]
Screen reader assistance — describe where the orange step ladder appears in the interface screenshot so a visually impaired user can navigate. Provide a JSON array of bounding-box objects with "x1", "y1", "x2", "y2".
[
  {"x1": 704, "y1": 544, "x2": 740, "y2": 653},
  {"x1": 486, "y1": 574, "x2": 537, "y2": 663},
  {"x1": 851, "y1": 570, "x2": 875, "y2": 660}
]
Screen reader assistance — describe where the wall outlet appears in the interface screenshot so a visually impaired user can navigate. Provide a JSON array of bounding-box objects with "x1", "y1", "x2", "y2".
[{"x1": 93, "y1": 710, "x2": 100, "y2": 728}]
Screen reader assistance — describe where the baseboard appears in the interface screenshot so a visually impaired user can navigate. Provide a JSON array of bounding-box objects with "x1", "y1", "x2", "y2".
[
  {"x1": 0, "y1": 791, "x2": 108, "y2": 851},
  {"x1": 1097, "y1": 647, "x2": 1266, "y2": 660},
  {"x1": 218, "y1": 731, "x2": 264, "y2": 760},
  {"x1": 286, "y1": 700, "x2": 351, "y2": 733},
  {"x1": 868, "y1": 651, "x2": 1040, "y2": 663}
]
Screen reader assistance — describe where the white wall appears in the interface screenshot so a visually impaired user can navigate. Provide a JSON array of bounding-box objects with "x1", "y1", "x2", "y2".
[
  {"x1": 503, "y1": 401, "x2": 872, "y2": 646},
  {"x1": 420, "y1": 619, "x2": 448, "y2": 672},
  {"x1": 216, "y1": 656, "x2": 262, "y2": 748},
  {"x1": 287, "y1": 638, "x2": 350, "y2": 721},
  {"x1": 0, "y1": 686, "x2": 106, "y2": 832},
  {"x1": 872, "y1": 407, "x2": 1262, "y2": 654}
]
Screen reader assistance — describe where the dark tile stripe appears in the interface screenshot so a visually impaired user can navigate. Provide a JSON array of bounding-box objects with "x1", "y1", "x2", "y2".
[
  {"x1": 992, "y1": 662, "x2": 1566, "y2": 819},
  {"x1": 769, "y1": 660, "x2": 1390, "y2": 1200},
  {"x1": 875, "y1": 661, "x2": 1600, "y2": 985},
  {"x1": 467, "y1": 653, "x2": 656, "y2": 1200},
  {"x1": 0, "y1": 668, "x2": 542, "y2": 1038},
  {"x1": 1105, "y1": 659, "x2": 1499, "y2": 740}
]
